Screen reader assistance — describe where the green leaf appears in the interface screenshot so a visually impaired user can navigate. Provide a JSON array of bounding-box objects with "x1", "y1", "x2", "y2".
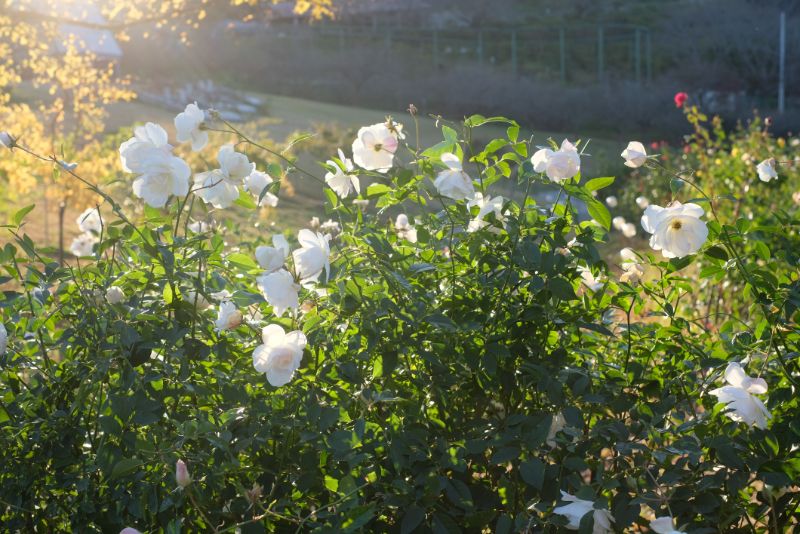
[
  {"x1": 704, "y1": 246, "x2": 728, "y2": 261},
  {"x1": 583, "y1": 176, "x2": 615, "y2": 192},
  {"x1": 586, "y1": 199, "x2": 611, "y2": 230},
  {"x1": 13, "y1": 204, "x2": 35, "y2": 226},
  {"x1": 110, "y1": 458, "x2": 142, "y2": 480},
  {"x1": 227, "y1": 252, "x2": 259, "y2": 271},
  {"x1": 519, "y1": 458, "x2": 545, "y2": 490},
  {"x1": 401, "y1": 506, "x2": 426, "y2": 534}
]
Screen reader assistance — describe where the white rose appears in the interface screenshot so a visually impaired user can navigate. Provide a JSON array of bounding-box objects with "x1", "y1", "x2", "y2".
[
  {"x1": 578, "y1": 266, "x2": 604, "y2": 292},
  {"x1": 756, "y1": 158, "x2": 778, "y2": 182},
  {"x1": 621, "y1": 222, "x2": 637, "y2": 238},
  {"x1": 433, "y1": 152, "x2": 475, "y2": 201},
  {"x1": 640, "y1": 201, "x2": 708, "y2": 259},
  {"x1": 291, "y1": 229, "x2": 330, "y2": 283},
  {"x1": 194, "y1": 144, "x2": 255, "y2": 209},
  {"x1": 650, "y1": 517, "x2": 687, "y2": 534},
  {"x1": 619, "y1": 248, "x2": 644, "y2": 284},
  {"x1": 531, "y1": 139, "x2": 581, "y2": 182},
  {"x1": 120, "y1": 123, "x2": 191, "y2": 208},
  {"x1": 70, "y1": 232, "x2": 98, "y2": 257},
  {"x1": 185, "y1": 290, "x2": 211, "y2": 311},
  {"x1": 325, "y1": 148, "x2": 360, "y2": 197},
  {"x1": 106, "y1": 286, "x2": 125, "y2": 304},
  {"x1": 174, "y1": 102, "x2": 208, "y2": 152},
  {"x1": 244, "y1": 170, "x2": 279, "y2": 207},
  {"x1": 612, "y1": 216, "x2": 626, "y2": 231},
  {"x1": 553, "y1": 491, "x2": 615, "y2": 533},
  {"x1": 257, "y1": 269, "x2": 300, "y2": 317},
  {"x1": 352, "y1": 123, "x2": 399, "y2": 172},
  {"x1": 635, "y1": 196, "x2": 649, "y2": 209},
  {"x1": 255, "y1": 235, "x2": 290, "y2": 272},
  {"x1": 215, "y1": 300, "x2": 243, "y2": 331},
  {"x1": 76, "y1": 207, "x2": 102, "y2": 233},
  {"x1": 252, "y1": 324, "x2": 306, "y2": 387},
  {"x1": 394, "y1": 213, "x2": 418, "y2": 243},
  {"x1": 710, "y1": 362, "x2": 771, "y2": 429},
  {"x1": 466, "y1": 192, "x2": 505, "y2": 232},
  {"x1": 605, "y1": 196, "x2": 618, "y2": 208},
  {"x1": 621, "y1": 141, "x2": 648, "y2": 168}
]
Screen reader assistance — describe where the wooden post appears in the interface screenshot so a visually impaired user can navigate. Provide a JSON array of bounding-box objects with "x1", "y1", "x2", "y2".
[
  {"x1": 634, "y1": 28, "x2": 642, "y2": 84},
  {"x1": 433, "y1": 30, "x2": 439, "y2": 67},
  {"x1": 597, "y1": 26, "x2": 604, "y2": 82},
  {"x1": 511, "y1": 30, "x2": 518, "y2": 77},
  {"x1": 779, "y1": 11, "x2": 786, "y2": 114},
  {"x1": 560, "y1": 28, "x2": 566, "y2": 83}
]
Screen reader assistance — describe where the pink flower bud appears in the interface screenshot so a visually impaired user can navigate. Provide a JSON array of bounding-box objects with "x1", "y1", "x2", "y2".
[
  {"x1": 674, "y1": 91, "x2": 688, "y2": 108},
  {"x1": 176, "y1": 459, "x2": 191, "y2": 488}
]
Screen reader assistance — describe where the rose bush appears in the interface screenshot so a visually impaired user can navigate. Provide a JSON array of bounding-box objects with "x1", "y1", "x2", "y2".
[{"x1": 0, "y1": 103, "x2": 798, "y2": 533}]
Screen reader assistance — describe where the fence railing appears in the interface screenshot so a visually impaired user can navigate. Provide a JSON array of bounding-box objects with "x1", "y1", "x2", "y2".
[{"x1": 254, "y1": 22, "x2": 654, "y2": 84}]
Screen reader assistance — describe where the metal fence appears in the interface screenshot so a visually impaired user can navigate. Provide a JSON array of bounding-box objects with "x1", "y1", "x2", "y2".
[{"x1": 266, "y1": 22, "x2": 653, "y2": 84}]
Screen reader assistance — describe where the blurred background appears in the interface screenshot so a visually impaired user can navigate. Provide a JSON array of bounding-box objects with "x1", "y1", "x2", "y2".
[{"x1": 0, "y1": 0, "x2": 798, "y2": 249}]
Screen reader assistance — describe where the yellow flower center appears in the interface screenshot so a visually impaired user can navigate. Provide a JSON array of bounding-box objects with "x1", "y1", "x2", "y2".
[{"x1": 671, "y1": 220, "x2": 682, "y2": 230}]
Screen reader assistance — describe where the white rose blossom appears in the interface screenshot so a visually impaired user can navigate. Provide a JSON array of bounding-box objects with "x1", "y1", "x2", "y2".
[
  {"x1": 76, "y1": 207, "x2": 102, "y2": 233},
  {"x1": 395, "y1": 213, "x2": 418, "y2": 243},
  {"x1": 252, "y1": 324, "x2": 306, "y2": 387},
  {"x1": 215, "y1": 300, "x2": 243, "y2": 331},
  {"x1": 185, "y1": 290, "x2": 211, "y2": 311},
  {"x1": 433, "y1": 152, "x2": 475, "y2": 201},
  {"x1": 756, "y1": 158, "x2": 778, "y2": 183},
  {"x1": 70, "y1": 232, "x2": 98, "y2": 257},
  {"x1": 352, "y1": 122, "x2": 399, "y2": 172},
  {"x1": 187, "y1": 220, "x2": 211, "y2": 233},
  {"x1": 119, "y1": 123, "x2": 191, "y2": 208},
  {"x1": 605, "y1": 196, "x2": 618, "y2": 208},
  {"x1": 621, "y1": 141, "x2": 648, "y2": 168},
  {"x1": 553, "y1": 491, "x2": 615, "y2": 533},
  {"x1": 641, "y1": 201, "x2": 708, "y2": 259},
  {"x1": 531, "y1": 139, "x2": 581, "y2": 183},
  {"x1": 710, "y1": 362, "x2": 772, "y2": 429},
  {"x1": 174, "y1": 102, "x2": 208, "y2": 152},
  {"x1": 255, "y1": 235, "x2": 290, "y2": 273},
  {"x1": 194, "y1": 144, "x2": 255, "y2": 209},
  {"x1": 467, "y1": 192, "x2": 505, "y2": 233},
  {"x1": 621, "y1": 222, "x2": 637, "y2": 238},
  {"x1": 612, "y1": 216, "x2": 626, "y2": 231},
  {"x1": 244, "y1": 170, "x2": 279, "y2": 207},
  {"x1": 619, "y1": 248, "x2": 644, "y2": 284},
  {"x1": 325, "y1": 148, "x2": 360, "y2": 198},
  {"x1": 292, "y1": 229, "x2": 330, "y2": 283},
  {"x1": 578, "y1": 266, "x2": 604, "y2": 292},
  {"x1": 636, "y1": 196, "x2": 650, "y2": 209},
  {"x1": 257, "y1": 269, "x2": 300, "y2": 317},
  {"x1": 105, "y1": 286, "x2": 125, "y2": 304},
  {"x1": 650, "y1": 516, "x2": 687, "y2": 534}
]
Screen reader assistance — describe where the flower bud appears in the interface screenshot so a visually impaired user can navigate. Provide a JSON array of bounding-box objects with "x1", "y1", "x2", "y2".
[
  {"x1": 176, "y1": 459, "x2": 191, "y2": 488},
  {"x1": 106, "y1": 286, "x2": 125, "y2": 304},
  {"x1": 0, "y1": 131, "x2": 15, "y2": 149}
]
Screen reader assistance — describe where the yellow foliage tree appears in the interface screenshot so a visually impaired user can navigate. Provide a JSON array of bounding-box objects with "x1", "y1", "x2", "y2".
[{"x1": 0, "y1": 0, "x2": 333, "y2": 244}]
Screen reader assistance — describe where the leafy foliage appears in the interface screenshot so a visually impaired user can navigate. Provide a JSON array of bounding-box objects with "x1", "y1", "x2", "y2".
[{"x1": 0, "y1": 110, "x2": 798, "y2": 533}]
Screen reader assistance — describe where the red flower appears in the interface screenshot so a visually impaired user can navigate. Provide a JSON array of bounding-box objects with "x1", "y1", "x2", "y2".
[
  {"x1": 650, "y1": 141, "x2": 661, "y2": 150},
  {"x1": 674, "y1": 92, "x2": 688, "y2": 108}
]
